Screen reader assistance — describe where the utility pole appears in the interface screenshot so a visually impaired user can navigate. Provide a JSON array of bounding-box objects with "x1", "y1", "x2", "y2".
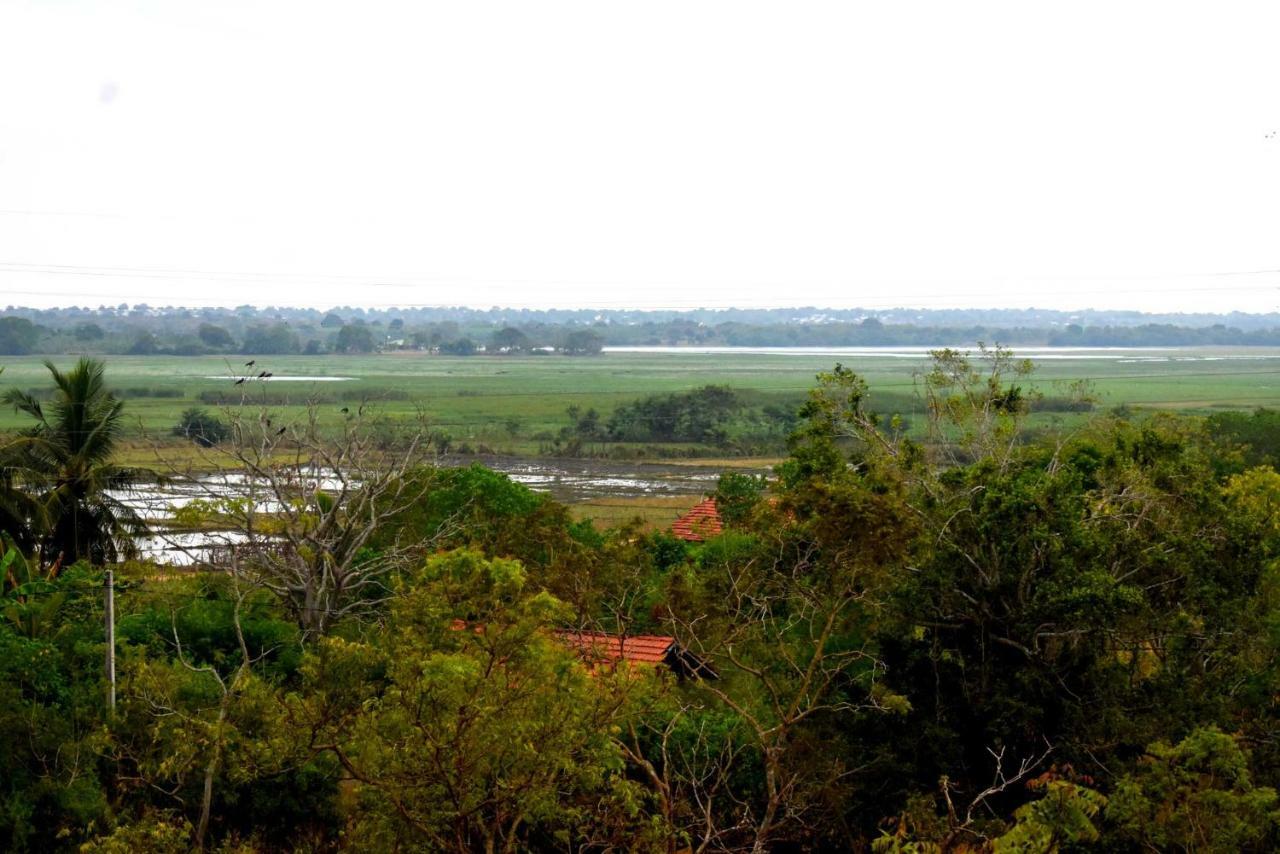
[{"x1": 104, "y1": 568, "x2": 116, "y2": 712}]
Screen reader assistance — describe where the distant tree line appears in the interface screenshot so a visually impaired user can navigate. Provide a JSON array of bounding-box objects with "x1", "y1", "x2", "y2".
[{"x1": 8, "y1": 304, "x2": 1280, "y2": 356}]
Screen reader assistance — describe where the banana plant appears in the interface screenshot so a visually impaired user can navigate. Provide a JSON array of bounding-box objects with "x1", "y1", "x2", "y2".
[{"x1": 2, "y1": 533, "x2": 68, "y2": 639}]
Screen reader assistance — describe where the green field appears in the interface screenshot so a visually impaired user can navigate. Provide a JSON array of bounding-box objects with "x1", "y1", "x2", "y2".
[{"x1": 3, "y1": 347, "x2": 1280, "y2": 460}]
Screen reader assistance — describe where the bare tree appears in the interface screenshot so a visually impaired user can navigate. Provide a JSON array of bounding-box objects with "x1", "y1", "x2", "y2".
[
  {"x1": 657, "y1": 543, "x2": 899, "y2": 852},
  {"x1": 150, "y1": 398, "x2": 449, "y2": 638},
  {"x1": 936, "y1": 741, "x2": 1055, "y2": 850}
]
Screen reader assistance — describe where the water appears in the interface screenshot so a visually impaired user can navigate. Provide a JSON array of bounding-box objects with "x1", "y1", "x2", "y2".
[
  {"x1": 603, "y1": 345, "x2": 1280, "y2": 361},
  {"x1": 117, "y1": 458, "x2": 746, "y2": 563},
  {"x1": 203, "y1": 375, "x2": 356, "y2": 381},
  {"x1": 459, "y1": 457, "x2": 730, "y2": 502}
]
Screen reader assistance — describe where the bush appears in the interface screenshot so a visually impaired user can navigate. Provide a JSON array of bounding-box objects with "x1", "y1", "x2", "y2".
[{"x1": 173, "y1": 407, "x2": 230, "y2": 447}]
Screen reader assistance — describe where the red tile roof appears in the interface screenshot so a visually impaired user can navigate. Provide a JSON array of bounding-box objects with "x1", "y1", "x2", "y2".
[
  {"x1": 671, "y1": 498, "x2": 722, "y2": 541},
  {"x1": 450, "y1": 620, "x2": 716, "y2": 678},
  {"x1": 554, "y1": 630, "x2": 675, "y2": 665},
  {"x1": 451, "y1": 620, "x2": 673, "y2": 665}
]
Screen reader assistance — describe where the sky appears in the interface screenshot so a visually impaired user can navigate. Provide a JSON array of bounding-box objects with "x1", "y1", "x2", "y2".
[{"x1": 2, "y1": 1, "x2": 1280, "y2": 313}]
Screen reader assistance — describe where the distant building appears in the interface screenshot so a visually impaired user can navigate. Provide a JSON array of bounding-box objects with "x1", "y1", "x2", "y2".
[
  {"x1": 451, "y1": 620, "x2": 716, "y2": 679},
  {"x1": 554, "y1": 630, "x2": 717, "y2": 680},
  {"x1": 671, "y1": 497, "x2": 722, "y2": 542}
]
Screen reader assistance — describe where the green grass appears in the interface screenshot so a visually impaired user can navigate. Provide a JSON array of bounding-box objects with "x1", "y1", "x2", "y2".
[{"x1": 4, "y1": 348, "x2": 1280, "y2": 458}]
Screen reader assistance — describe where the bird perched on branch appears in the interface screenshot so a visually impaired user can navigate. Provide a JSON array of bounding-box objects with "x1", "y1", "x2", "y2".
[
  {"x1": 276, "y1": 426, "x2": 286, "y2": 436},
  {"x1": 245, "y1": 360, "x2": 256, "y2": 367},
  {"x1": 234, "y1": 377, "x2": 246, "y2": 385}
]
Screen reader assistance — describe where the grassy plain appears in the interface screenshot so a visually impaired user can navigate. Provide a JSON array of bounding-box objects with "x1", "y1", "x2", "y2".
[{"x1": 3, "y1": 347, "x2": 1280, "y2": 461}]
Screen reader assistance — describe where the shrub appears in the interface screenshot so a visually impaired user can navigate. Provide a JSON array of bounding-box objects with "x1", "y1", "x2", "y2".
[{"x1": 173, "y1": 407, "x2": 230, "y2": 447}]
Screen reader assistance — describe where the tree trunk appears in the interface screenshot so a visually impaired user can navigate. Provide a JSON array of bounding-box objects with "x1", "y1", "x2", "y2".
[{"x1": 195, "y1": 702, "x2": 228, "y2": 849}]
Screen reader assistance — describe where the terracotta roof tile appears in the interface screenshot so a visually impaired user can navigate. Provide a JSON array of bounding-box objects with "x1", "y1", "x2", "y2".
[
  {"x1": 451, "y1": 620, "x2": 674, "y2": 665},
  {"x1": 671, "y1": 498, "x2": 723, "y2": 542},
  {"x1": 449, "y1": 621, "x2": 716, "y2": 678},
  {"x1": 554, "y1": 630, "x2": 675, "y2": 665}
]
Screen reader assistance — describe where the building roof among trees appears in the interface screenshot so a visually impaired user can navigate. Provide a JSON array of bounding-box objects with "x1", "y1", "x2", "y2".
[
  {"x1": 671, "y1": 498, "x2": 722, "y2": 541},
  {"x1": 554, "y1": 630, "x2": 677, "y2": 665}
]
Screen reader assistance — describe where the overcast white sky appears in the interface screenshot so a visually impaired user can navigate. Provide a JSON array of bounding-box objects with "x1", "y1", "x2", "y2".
[{"x1": 2, "y1": 1, "x2": 1280, "y2": 312}]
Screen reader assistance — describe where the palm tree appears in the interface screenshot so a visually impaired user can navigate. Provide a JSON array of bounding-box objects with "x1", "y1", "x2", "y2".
[{"x1": 2, "y1": 358, "x2": 147, "y2": 565}]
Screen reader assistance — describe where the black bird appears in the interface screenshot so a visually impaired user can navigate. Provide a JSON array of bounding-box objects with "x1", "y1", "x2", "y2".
[
  {"x1": 264, "y1": 372, "x2": 274, "y2": 378},
  {"x1": 245, "y1": 360, "x2": 256, "y2": 367},
  {"x1": 340, "y1": 407, "x2": 349, "y2": 414},
  {"x1": 234, "y1": 377, "x2": 246, "y2": 385},
  {"x1": 258, "y1": 370, "x2": 268, "y2": 378},
  {"x1": 276, "y1": 426, "x2": 286, "y2": 436},
  {"x1": 265, "y1": 418, "x2": 272, "y2": 428}
]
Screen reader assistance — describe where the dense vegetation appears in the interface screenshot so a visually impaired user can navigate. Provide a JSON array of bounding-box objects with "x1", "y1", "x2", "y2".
[
  {"x1": 8, "y1": 304, "x2": 1280, "y2": 355},
  {"x1": 4, "y1": 352, "x2": 1280, "y2": 850}
]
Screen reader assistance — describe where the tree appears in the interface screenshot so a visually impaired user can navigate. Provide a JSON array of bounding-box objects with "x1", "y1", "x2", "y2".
[
  {"x1": 242, "y1": 323, "x2": 299, "y2": 355},
  {"x1": 74, "y1": 322, "x2": 105, "y2": 342},
  {"x1": 0, "y1": 316, "x2": 40, "y2": 355},
  {"x1": 712, "y1": 471, "x2": 767, "y2": 526},
  {"x1": 320, "y1": 312, "x2": 344, "y2": 328},
  {"x1": 650, "y1": 395, "x2": 918, "y2": 849},
  {"x1": 439, "y1": 337, "x2": 476, "y2": 356},
  {"x1": 287, "y1": 550, "x2": 659, "y2": 852},
  {"x1": 488, "y1": 326, "x2": 530, "y2": 354},
  {"x1": 334, "y1": 323, "x2": 376, "y2": 354},
  {"x1": 1, "y1": 357, "x2": 146, "y2": 565},
  {"x1": 173, "y1": 407, "x2": 230, "y2": 447},
  {"x1": 196, "y1": 323, "x2": 235, "y2": 349},
  {"x1": 607, "y1": 385, "x2": 740, "y2": 444},
  {"x1": 160, "y1": 405, "x2": 439, "y2": 638},
  {"x1": 128, "y1": 331, "x2": 160, "y2": 355},
  {"x1": 1106, "y1": 728, "x2": 1280, "y2": 852},
  {"x1": 561, "y1": 329, "x2": 604, "y2": 356}
]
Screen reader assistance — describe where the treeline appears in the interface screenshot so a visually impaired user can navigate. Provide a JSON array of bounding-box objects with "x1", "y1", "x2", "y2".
[
  {"x1": 0, "y1": 313, "x2": 607, "y2": 357},
  {"x1": 6, "y1": 355, "x2": 1280, "y2": 850},
  {"x1": 10, "y1": 305, "x2": 1280, "y2": 356}
]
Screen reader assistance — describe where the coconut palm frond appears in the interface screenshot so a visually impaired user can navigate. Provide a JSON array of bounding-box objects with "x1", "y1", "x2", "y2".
[
  {"x1": 1, "y1": 389, "x2": 47, "y2": 426},
  {"x1": 3, "y1": 358, "x2": 140, "y2": 565}
]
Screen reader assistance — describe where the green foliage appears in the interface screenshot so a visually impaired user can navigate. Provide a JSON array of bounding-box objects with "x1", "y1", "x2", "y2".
[
  {"x1": 293, "y1": 550, "x2": 662, "y2": 851},
  {"x1": 5, "y1": 350, "x2": 1280, "y2": 849},
  {"x1": 0, "y1": 316, "x2": 40, "y2": 355},
  {"x1": 560, "y1": 328, "x2": 604, "y2": 355},
  {"x1": 172, "y1": 407, "x2": 230, "y2": 447},
  {"x1": 2, "y1": 357, "x2": 147, "y2": 564},
  {"x1": 241, "y1": 322, "x2": 299, "y2": 354},
  {"x1": 126, "y1": 332, "x2": 159, "y2": 356},
  {"x1": 488, "y1": 326, "x2": 531, "y2": 353},
  {"x1": 73, "y1": 323, "x2": 105, "y2": 342},
  {"x1": 994, "y1": 780, "x2": 1105, "y2": 851},
  {"x1": 1208, "y1": 407, "x2": 1280, "y2": 467},
  {"x1": 196, "y1": 323, "x2": 235, "y2": 349},
  {"x1": 607, "y1": 385, "x2": 741, "y2": 443},
  {"x1": 713, "y1": 470, "x2": 767, "y2": 525},
  {"x1": 335, "y1": 323, "x2": 376, "y2": 353},
  {"x1": 1106, "y1": 728, "x2": 1280, "y2": 852},
  {"x1": 373, "y1": 464, "x2": 582, "y2": 574},
  {"x1": 438, "y1": 336, "x2": 476, "y2": 355},
  {"x1": 79, "y1": 811, "x2": 193, "y2": 853}
]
